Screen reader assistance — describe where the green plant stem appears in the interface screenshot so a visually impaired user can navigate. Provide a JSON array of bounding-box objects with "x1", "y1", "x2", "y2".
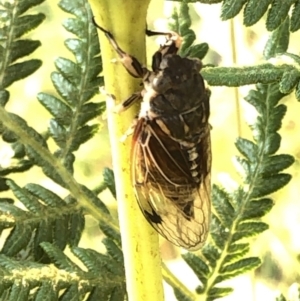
[
  {"x1": 162, "y1": 262, "x2": 195, "y2": 300},
  {"x1": 0, "y1": 106, "x2": 118, "y2": 233},
  {"x1": 89, "y1": 1, "x2": 164, "y2": 301},
  {"x1": 229, "y1": 18, "x2": 242, "y2": 137}
]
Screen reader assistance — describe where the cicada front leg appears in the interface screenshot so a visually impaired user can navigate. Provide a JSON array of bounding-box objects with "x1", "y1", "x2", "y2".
[
  {"x1": 100, "y1": 89, "x2": 139, "y2": 141},
  {"x1": 93, "y1": 18, "x2": 147, "y2": 78},
  {"x1": 114, "y1": 92, "x2": 141, "y2": 142},
  {"x1": 114, "y1": 92, "x2": 142, "y2": 113}
]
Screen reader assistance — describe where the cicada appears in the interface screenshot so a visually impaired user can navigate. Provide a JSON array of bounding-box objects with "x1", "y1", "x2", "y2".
[{"x1": 94, "y1": 20, "x2": 211, "y2": 251}]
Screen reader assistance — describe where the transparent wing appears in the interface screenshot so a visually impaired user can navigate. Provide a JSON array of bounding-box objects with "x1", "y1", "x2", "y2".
[{"x1": 131, "y1": 119, "x2": 211, "y2": 250}]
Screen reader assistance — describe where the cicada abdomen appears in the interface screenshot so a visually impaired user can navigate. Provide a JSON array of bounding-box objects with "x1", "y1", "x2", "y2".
[{"x1": 94, "y1": 20, "x2": 211, "y2": 251}]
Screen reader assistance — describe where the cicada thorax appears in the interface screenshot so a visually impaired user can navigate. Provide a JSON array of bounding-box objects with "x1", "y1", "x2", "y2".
[{"x1": 93, "y1": 19, "x2": 211, "y2": 250}]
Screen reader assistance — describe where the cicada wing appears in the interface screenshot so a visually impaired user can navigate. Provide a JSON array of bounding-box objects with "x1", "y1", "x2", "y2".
[{"x1": 131, "y1": 119, "x2": 211, "y2": 250}]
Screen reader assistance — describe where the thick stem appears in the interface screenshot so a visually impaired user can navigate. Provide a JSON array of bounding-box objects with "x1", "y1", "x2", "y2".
[{"x1": 89, "y1": 1, "x2": 164, "y2": 301}]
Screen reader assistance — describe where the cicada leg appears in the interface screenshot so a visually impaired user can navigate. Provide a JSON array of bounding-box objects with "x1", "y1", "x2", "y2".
[
  {"x1": 100, "y1": 87, "x2": 141, "y2": 113},
  {"x1": 93, "y1": 18, "x2": 147, "y2": 78},
  {"x1": 120, "y1": 116, "x2": 138, "y2": 142},
  {"x1": 114, "y1": 92, "x2": 142, "y2": 113},
  {"x1": 100, "y1": 88, "x2": 140, "y2": 141},
  {"x1": 94, "y1": 19, "x2": 144, "y2": 140},
  {"x1": 115, "y1": 92, "x2": 141, "y2": 141}
]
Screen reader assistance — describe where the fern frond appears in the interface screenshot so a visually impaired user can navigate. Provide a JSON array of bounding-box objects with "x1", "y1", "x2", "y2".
[
  {"x1": 0, "y1": 181, "x2": 84, "y2": 262},
  {"x1": 263, "y1": 17, "x2": 290, "y2": 59},
  {"x1": 291, "y1": 1, "x2": 300, "y2": 32},
  {"x1": 221, "y1": 0, "x2": 248, "y2": 21},
  {"x1": 202, "y1": 18, "x2": 300, "y2": 101},
  {"x1": 265, "y1": 0, "x2": 292, "y2": 32},
  {"x1": 243, "y1": 0, "x2": 271, "y2": 26},
  {"x1": 37, "y1": 0, "x2": 104, "y2": 169},
  {"x1": 0, "y1": 0, "x2": 114, "y2": 218},
  {"x1": 0, "y1": 0, "x2": 45, "y2": 90},
  {"x1": 0, "y1": 1, "x2": 123, "y2": 298},
  {"x1": 103, "y1": 167, "x2": 116, "y2": 199},
  {"x1": 0, "y1": 0, "x2": 45, "y2": 177},
  {"x1": 168, "y1": 1, "x2": 300, "y2": 32},
  {"x1": 0, "y1": 242, "x2": 126, "y2": 300},
  {"x1": 174, "y1": 24, "x2": 294, "y2": 296},
  {"x1": 174, "y1": 80, "x2": 294, "y2": 300}
]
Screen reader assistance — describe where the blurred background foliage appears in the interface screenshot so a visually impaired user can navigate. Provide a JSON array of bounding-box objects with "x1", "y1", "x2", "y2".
[{"x1": 1, "y1": 0, "x2": 300, "y2": 300}]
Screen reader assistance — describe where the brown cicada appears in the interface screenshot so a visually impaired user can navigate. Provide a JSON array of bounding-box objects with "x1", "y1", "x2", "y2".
[{"x1": 94, "y1": 20, "x2": 211, "y2": 251}]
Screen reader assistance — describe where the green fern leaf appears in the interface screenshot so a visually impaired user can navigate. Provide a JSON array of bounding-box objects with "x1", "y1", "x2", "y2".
[
  {"x1": 16, "y1": 0, "x2": 45, "y2": 15},
  {"x1": 263, "y1": 17, "x2": 290, "y2": 59},
  {"x1": 243, "y1": 0, "x2": 272, "y2": 26},
  {"x1": 224, "y1": 245, "x2": 250, "y2": 264},
  {"x1": 7, "y1": 180, "x2": 43, "y2": 213},
  {"x1": 103, "y1": 168, "x2": 116, "y2": 199},
  {"x1": 188, "y1": 43, "x2": 209, "y2": 60},
  {"x1": 201, "y1": 244, "x2": 221, "y2": 268},
  {"x1": 210, "y1": 215, "x2": 229, "y2": 249},
  {"x1": 51, "y1": 72, "x2": 78, "y2": 105},
  {"x1": 35, "y1": 0, "x2": 103, "y2": 166},
  {"x1": 227, "y1": 242, "x2": 250, "y2": 253},
  {"x1": 250, "y1": 173, "x2": 291, "y2": 198},
  {"x1": 37, "y1": 93, "x2": 73, "y2": 126},
  {"x1": 220, "y1": 257, "x2": 261, "y2": 274},
  {"x1": 0, "y1": 181, "x2": 86, "y2": 260},
  {"x1": 77, "y1": 102, "x2": 106, "y2": 126},
  {"x1": 1, "y1": 223, "x2": 34, "y2": 256},
  {"x1": 0, "y1": 0, "x2": 45, "y2": 89},
  {"x1": 280, "y1": 69, "x2": 300, "y2": 94},
  {"x1": 232, "y1": 221, "x2": 269, "y2": 242},
  {"x1": 201, "y1": 64, "x2": 284, "y2": 87},
  {"x1": 221, "y1": 0, "x2": 247, "y2": 20},
  {"x1": 79, "y1": 185, "x2": 109, "y2": 214},
  {"x1": 266, "y1": 0, "x2": 294, "y2": 31},
  {"x1": 59, "y1": 285, "x2": 80, "y2": 301},
  {"x1": 182, "y1": 253, "x2": 210, "y2": 285},
  {"x1": 261, "y1": 154, "x2": 295, "y2": 175},
  {"x1": 25, "y1": 183, "x2": 64, "y2": 207},
  {"x1": 9, "y1": 40, "x2": 41, "y2": 63},
  {"x1": 0, "y1": 90, "x2": 9, "y2": 107},
  {"x1": 8, "y1": 282, "x2": 30, "y2": 301},
  {"x1": 241, "y1": 198, "x2": 274, "y2": 220},
  {"x1": 0, "y1": 160, "x2": 33, "y2": 176},
  {"x1": 206, "y1": 287, "x2": 234, "y2": 301},
  {"x1": 41, "y1": 243, "x2": 83, "y2": 273},
  {"x1": 54, "y1": 57, "x2": 82, "y2": 83},
  {"x1": 290, "y1": 0, "x2": 300, "y2": 32},
  {"x1": 235, "y1": 138, "x2": 258, "y2": 162},
  {"x1": 69, "y1": 124, "x2": 100, "y2": 152},
  {"x1": 102, "y1": 238, "x2": 124, "y2": 264},
  {"x1": 99, "y1": 222, "x2": 122, "y2": 245},
  {"x1": 14, "y1": 14, "x2": 45, "y2": 37},
  {"x1": 3, "y1": 60, "x2": 42, "y2": 88},
  {"x1": 169, "y1": 2, "x2": 209, "y2": 59},
  {"x1": 35, "y1": 281, "x2": 58, "y2": 301},
  {"x1": 174, "y1": 288, "x2": 193, "y2": 301},
  {"x1": 212, "y1": 185, "x2": 235, "y2": 228}
]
